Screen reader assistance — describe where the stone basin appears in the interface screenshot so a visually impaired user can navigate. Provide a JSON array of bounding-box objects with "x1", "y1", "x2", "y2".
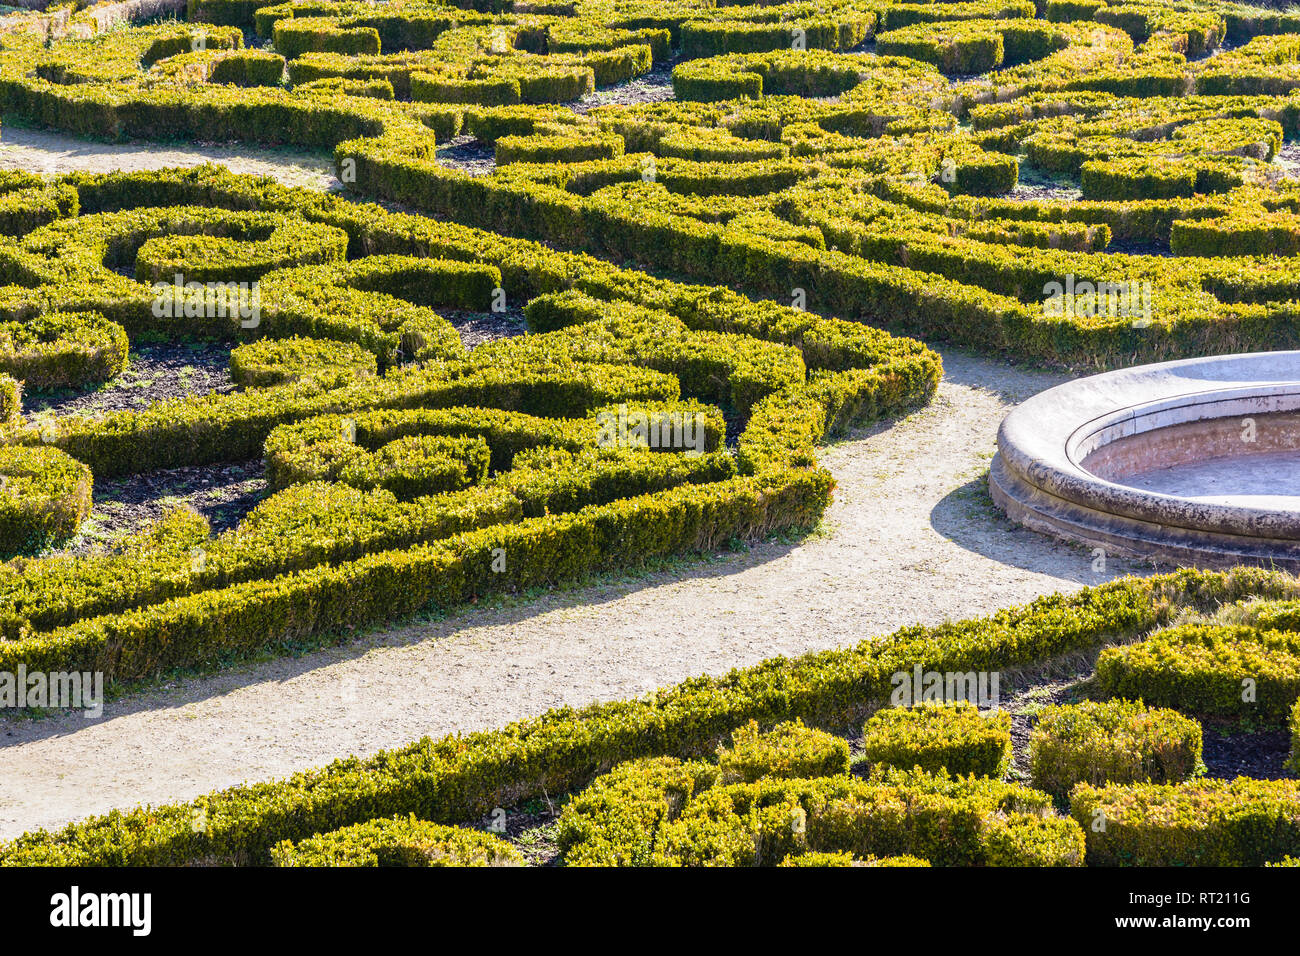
[{"x1": 990, "y1": 351, "x2": 1300, "y2": 569}]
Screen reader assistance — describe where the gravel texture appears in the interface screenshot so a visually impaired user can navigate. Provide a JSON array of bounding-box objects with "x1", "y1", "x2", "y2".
[
  {"x1": 1277, "y1": 140, "x2": 1300, "y2": 181},
  {"x1": 1201, "y1": 723, "x2": 1294, "y2": 781},
  {"x1": 1008, "y1": 165, "x2": 1082, "y2": 203},
  {"x1": 0, "y1": 125, "x2": 340, "y2": 188},
  {"x1": 435, "y1": 134, "x2": 497, "y2": 177},
  {"x1": 0, "y1": 347, "x2": 1158, "y2": 838},
  {"x1": 571, "y1": 61, "x2": 677, "y2": 115},
  {"x1": 443, "y1": 305, "x2": 528, "y2": 348}
]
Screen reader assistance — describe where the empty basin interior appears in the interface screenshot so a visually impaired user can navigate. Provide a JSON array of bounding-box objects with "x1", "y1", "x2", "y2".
[{"x1": 1077, "y1": 404, "x2": 1300, "y2": 507}]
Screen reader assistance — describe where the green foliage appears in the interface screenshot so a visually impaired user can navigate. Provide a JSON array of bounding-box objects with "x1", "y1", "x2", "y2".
[
  {"x1": 1096, "y1": 624, "x2": 1300, "y2": 720},
  {"x1": 717, "y1": 719, "x2": 851, "y2": 783},
  {"x1": 1028, "y1": 699, "x2": 1204, "y2": 801},
  {"x1": 270, "y1": 814, "x2": 522, "y2": 866},
  {"x1": 861, "y1": 703, "x2": 1013, "y2": 778},
  {"x1": 0, "y1": 375, "x2": 20, "y2": 424},
  {"x1": 229, "y1": 336, "x2": 378, "y2": 388},
  {"x1": 1289, "y1": 699, "x2": 1300, "y2": 776},
  {"x1": 2, "y1": 568, "x2": 1285, "y2": 865},
  {"x1": 0, "y1": 0, "x2": 1297, "y2": 869},
  {"x1": 1071, "y1": 777, "x2": 1300, "y2": 866},
  {"x1": 778, "y1": 851, "x2": 931, "y2": 866},
  {"x1": 558, "y1": 755, "x2": 1079, "y2": 867},
  {"x1": 0, "y1": 444, "x2": 92, "y2": 556},
  {"x1": 0, "y1": 311, "x2": 128, "y2": 390}
]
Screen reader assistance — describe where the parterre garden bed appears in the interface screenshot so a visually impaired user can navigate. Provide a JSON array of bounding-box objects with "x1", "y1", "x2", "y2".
[
  {"x1": 0, "y1": 0, "x2": 1299, "y2": 865},
  {"x1": 4, "y1": 566, "x2": 1300, "y2": 866}
]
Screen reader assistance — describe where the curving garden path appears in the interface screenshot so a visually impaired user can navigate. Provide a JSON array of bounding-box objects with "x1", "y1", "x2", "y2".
[
  {"x1": 0, "y1": 327, "x2": 1149, "y2": 836},
  {"x1": 0, "y1": 126, "x2": 1156, "y2": 837}
]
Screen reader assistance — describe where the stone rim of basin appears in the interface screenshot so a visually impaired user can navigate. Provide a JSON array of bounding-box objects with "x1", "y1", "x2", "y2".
[{"x1": 990, "y1": 350, "x2": 1300, "y2": 568}]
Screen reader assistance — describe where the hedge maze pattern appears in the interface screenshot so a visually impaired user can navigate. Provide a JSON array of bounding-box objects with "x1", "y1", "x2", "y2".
[{"x1": 1, "y1": 0, "x2": 1300, "y2": 865}]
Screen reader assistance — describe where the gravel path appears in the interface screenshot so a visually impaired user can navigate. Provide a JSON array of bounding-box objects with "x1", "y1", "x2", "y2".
[
  {"x1": 0, "y1": 347, "x2": 1150, "y2": 838},
  {"x1": 571, "y1": 60, "x2": 677, "y2": 115},
  {"x1": 0, "y1": 126, "x2": 340, "y2": 189}
]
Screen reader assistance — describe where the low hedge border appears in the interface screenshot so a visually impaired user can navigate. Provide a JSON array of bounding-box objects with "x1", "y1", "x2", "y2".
[
  {"x1": 556, "y1": 753, "x2": 1082, "y2": 867},
  {"x1": 1290, "y1": 698, "x2": 1300, "y2": 776},
  {"x1": 0, "y1": 465, "x2": 832, "y2": 683},
  {"x1": 1096, "y1": 623, "x2": 1300, "y2": 720},
  {"x1": 716, "y1": 719, "x2": 851, "y2": 783},
  {"x1": 1070, "y1": 776, "x2": 1300, "y2": 866},
  {"x1": 270, "y1": 815, "x2": 524, "y2": 867},
  {"x1": 0, "y1": 444, "x2": 92, "y2": 558},
  {"x1": 228, "y1": 336, "x2": 378, "y2": 389},
  {"x1": 0, "y1": 567, "x2": 1290, "y2": 865},
  {"x1": 0, "y1": 310, "x2": 128, "y2": 391}
]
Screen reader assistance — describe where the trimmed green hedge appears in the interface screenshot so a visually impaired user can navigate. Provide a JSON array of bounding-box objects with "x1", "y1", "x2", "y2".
[
  {"x1": 229, "y1": 335, "x2": 378, "y2": 388},
  {"x1": 1028, "y1": 699, "x2": 1204, "y2": 802},
  {"x1": 0, "y1": 0, "x2": 1297, "y2": 868},
  {"x1": 0, "y1": 567, "x2": 1290, "y2": 865},
  {"x1": 411, "y1": 72, "x2": 521, "y2": 106},
  {"x1": 1, "y1": 1, "x2": 1288, "y2": 374},
  {"x1": 861, "y1": 703, "x2": 1013, "y2": 778},
  {"x1": 0, "y1": 161, "x2": 942, "y2": 675},
  {"x1": 717, "y1": 719, "x2": 851, "y2": 783},
  {"x1": 271, "y1": 815, "x2": 523, "y2": 866},
  {"x1": 1096, "y1": 624, "x2": 1300, "y2": 720},
  {"x1": 556, "y1": 755, "x2": 1082, "y2": 867},
  {"x1": 0, "y1": 311, "x2": 128, "y2": 391},
  {"x1": 0, "y1": 444, "x2": 92, "y2": 557},
  {"x1": 1071, "y1": 777, "x2": 1300, "y2": 866}
]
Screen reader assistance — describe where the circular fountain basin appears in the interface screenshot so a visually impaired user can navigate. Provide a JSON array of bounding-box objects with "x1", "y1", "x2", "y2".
[{"x1": 990, "y1": 351, "x2": 1300, "y2": 569}]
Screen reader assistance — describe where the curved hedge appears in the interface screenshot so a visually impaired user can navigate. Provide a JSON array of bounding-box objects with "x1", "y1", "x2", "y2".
[
  {"x1": 555, "y1": 755, "x2": 1084, "y2": 867},
  {"x1": 0, "y1": 445, "x2": 93, "y2": 557},
  {"x1": 0, "y1": 165, "x2": 938, "y2": 685},
  {"x1": 2, "y1": 567, "x2": 1297, "y2": 866},
  {"x1": 270, "y1": 815, "x2": 524, "y2": 867},
  {"x1": 1028, "y1": 699, "x2": 1204, "y2": 802},
  {"x1": 0, "y1": 0, "x2": 1299, "y2": 868},
  {"x1": 229, "y1": 335, "x2": 378, "y2": 388},
  {"x1": 0, "y1": 311, "x2": 128, "y2": 391},
  {"x1": 860, "y1": 703, "x2": 1013, "y2": 778},
  {"x1": 0, "y1": 0, "x2": 1293, "y2": 373}
]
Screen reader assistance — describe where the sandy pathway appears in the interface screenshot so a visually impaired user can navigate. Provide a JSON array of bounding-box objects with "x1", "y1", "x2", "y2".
[
  {"x1": 0, "y1": 348, "x2": 1147, "y2": 838},
  {"x1": 0, "y1": 126, "x2": 340, "y2": 189}
]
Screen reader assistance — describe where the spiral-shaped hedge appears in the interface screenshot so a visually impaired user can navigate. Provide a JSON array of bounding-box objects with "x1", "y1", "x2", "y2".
[
  {"x1": 0, "y1": 0, "x2": 1294, "y2": 721},
  {"x1": 1, "y1": 0, "x2": 1300, "y2": 869},
  {"x1": 0, "y1": 165, "x2": 939, "y2": 680}
]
